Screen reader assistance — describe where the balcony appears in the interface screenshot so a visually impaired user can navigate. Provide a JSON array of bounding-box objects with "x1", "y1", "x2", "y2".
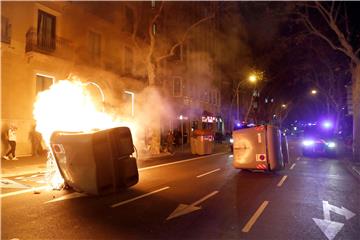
[{"x1": 25, "y1": 27, "x2": 74, "y2": 60}]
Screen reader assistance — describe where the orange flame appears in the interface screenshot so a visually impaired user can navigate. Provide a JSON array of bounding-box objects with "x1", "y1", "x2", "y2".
[{"x1": 33, "y1": 79, "x2": 134, "y2": 189}]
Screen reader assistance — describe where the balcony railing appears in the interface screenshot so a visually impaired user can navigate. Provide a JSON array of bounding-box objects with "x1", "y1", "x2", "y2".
[{"x1": 25, "y1": 27, "x2": 73, "y2": 59}]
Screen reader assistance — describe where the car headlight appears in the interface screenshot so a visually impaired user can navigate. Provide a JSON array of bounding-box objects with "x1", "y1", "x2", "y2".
[
  {"x1": 327, "y1": 142, "x2": 336, "y2": 148},
  {"x1": 230, "y1": 138, "x2": 234, "y2": 143},
  {"x1": 302, "y1": 140, "x2": 314, "y2": 146}
]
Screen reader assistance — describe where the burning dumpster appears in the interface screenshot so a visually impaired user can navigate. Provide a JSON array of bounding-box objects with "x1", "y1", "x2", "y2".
[
  {"x1": 232, "y1": 125, "x2": 285, "y2": 171},
  {"x1": 190, "y1": 129, "x2": 214, "y2": 155},
  {"x1": 50, "y1": 127, "x2": 138, "y2": 195}
]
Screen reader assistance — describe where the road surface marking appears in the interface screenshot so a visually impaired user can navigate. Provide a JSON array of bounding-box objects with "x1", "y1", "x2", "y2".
[
  {"x1": 111, "y1": 186, "x2": 170, "y2": 208},
  {"x1": 1, "y1": 178, "x2": 30, "y2": 189},
  {"x1": 290, "y1": 163, "x2": 296, "y2": 170},
  {"x1": 313, "y1": 201, "x2": 356, "y2": 240},
  {"x1": 0, "y1": 186, "x2": 49, "y2": 199},
  {"x1": 197, "y1": 168, "x2": 221, "y2": 178},
  {"x1": 242, "y1": 201, "x2": 269, "y2": 233},
  {"x1": 45, "y1": 192, "x2": 87, "y2": 203},
  {"x1": 138, "y1": 152, "x2": 227, "y2": 171},
  {"x1": 167, "y1": 191, "x2": 219, "y2": 220},
  {"x1": 296, "y1": 157, "x2": 301, "y2": 161},
  {"x1": 352, "y1": 166, "x2": 360, "y2": 176},
  {"x1": 277, "y1": 175, "x2": 288, "y2": 187}
]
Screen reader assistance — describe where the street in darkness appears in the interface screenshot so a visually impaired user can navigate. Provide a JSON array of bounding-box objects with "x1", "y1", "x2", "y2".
[
  {"x1": 1, "y1": 140, "x2": 359, "y2": 239},
  {"x1": 2, "y1": 1, "x2": 360, "y2": 239}
]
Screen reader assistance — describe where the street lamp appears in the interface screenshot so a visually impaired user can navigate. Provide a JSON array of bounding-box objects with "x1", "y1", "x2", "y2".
[
  {"x1": 311, "y1": 89, "x2": 317, "y2": 95},
  {"x1": 249, "y1": 74, "x2": 257, "y2": 83},
  {"x1": 281, "y1": 104, "x2": 287, "y2": 108},
  {"x1": 179, "y1": 115, "x2": 184, "y2": 152}
]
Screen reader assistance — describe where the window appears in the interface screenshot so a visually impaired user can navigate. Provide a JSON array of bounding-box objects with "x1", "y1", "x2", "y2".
[
  {"x1": 37, "y1": 10, "x2": 56, "y2": 50},
  {"x1": 1, "y1": 16, "x2": 11, "y2": 43},
  {"x1": 152, "y1": 23, "x2": 157, "y2": 35},
  {"x1": 88, "y1": 30, "x2": 101, "y2": 59},
  {"x1": 124, "y1": 46, "x2": 133, "y2": 74},
  {"x1": 173, "y1": 77, "x2": 182, "y2": 97},
  {"x1": 124, "y1": 6, "x2": 134, "y2": 33},
  {"x1": 36, "y1": 74, "x2": 54, "y2": 95}
]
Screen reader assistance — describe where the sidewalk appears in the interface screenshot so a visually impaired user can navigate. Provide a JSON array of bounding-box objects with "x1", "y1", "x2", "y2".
[
  {"x1": 341, "y1": 149, "x2": 360, "y2": 181},
  {"x1": 1, "y1": 143, "x2": 230, "y2": 178}
]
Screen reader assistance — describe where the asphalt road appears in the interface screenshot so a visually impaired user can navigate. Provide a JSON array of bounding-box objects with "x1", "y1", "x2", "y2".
[{"x1": 1, "y1": 142, "x2": 359, "y2": 240}]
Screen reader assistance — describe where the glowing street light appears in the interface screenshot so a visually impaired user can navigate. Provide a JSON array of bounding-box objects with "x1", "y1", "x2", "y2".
[
  {"x1": 311, "y1": 89, "x2": 317, "y2": 95},
  {"x1": 249, "y1": 74, "x2": 257, "y2": 83},
  {"x1": 281, "y1": 104, "x2": 287, "y2": 108}
]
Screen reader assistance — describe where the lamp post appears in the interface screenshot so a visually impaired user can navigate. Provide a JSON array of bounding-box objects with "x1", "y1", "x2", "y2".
[
  {"x1": 179, "y1": 115, "x2": 184, "y2": 152},
  {"x1": 245, "y1": 74, "x2": 258, "y2": 123},
  {"x1": 311, "y1": 89, "x2": 317, "y2": 95}
]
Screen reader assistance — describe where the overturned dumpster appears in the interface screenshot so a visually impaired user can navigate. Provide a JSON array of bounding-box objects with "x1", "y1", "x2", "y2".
[
  {"x1": 50, "y1": 127, "x2": 138, "y2": 195},
  {"x1": 232, "y1": 125, "x2": 285, "y2": 171}
]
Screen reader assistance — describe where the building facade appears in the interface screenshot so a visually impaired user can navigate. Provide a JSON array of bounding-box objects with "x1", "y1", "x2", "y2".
[
  {"x1": 1, "y1": 2, "x2": 147, "y2": 156},
  {"x1": 1, "y1": 1, "x2": 224, "y2": 156}
]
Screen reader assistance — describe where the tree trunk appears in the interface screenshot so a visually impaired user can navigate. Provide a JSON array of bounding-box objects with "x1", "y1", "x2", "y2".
[
  {"x1": 352, "y1": 63, "x2": 360, "y2": 162},
  {"x1": 145, "y1": 62, "x2": 161, "y2": 154},
  {"x1": 147, "y1": 61, "x2": 156, "y2": 86}
]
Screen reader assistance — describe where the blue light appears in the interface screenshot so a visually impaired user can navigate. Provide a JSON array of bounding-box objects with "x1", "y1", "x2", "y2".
[
  {"x1": 327, "y1": 142, "x2": 336, "y2": 148},
  {"x1": 322, "y1": 121, "x2": 333, "y2": 129},
  {"x1": 236, "y1": 123, "x2": 241, "y2": 127}
]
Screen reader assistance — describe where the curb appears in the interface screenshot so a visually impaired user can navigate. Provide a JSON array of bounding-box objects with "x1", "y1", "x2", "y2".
[{"x1": 344, "y1": 158, "x2": 360, "y2": 181}]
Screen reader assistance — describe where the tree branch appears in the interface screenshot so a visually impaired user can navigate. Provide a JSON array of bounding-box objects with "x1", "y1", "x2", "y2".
[
  {"x1": 156, "y1": 13, "x2": 215, "y2": 63},
  {"x1": 297, "y1": 12, "x2": 350, "y2": 57},
  {"x1": 356, "y1": 48, "x2": 360, "y2": 56},
  {"x1": 314, "y1": 2, "x2": 332, "y2": 26}
]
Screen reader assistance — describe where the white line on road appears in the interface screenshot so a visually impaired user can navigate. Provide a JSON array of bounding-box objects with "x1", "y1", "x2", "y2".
[
  {"x1": 192, "y1": 191, "x2": 219, "y2": 206},
  {"x1": 277, "y1": 175, "x2": 288, "y2": 187},
  {"x1": 0, "y1": 186, "x2": 49, "y2": 199},
  {"x1": 290, "y1": 163, "x2": 296, "y2": 170},
  {"x1": 138, "y1": 152, "x2": 227, "y2": 172},
  {"x1": 196, "y1": 168, "x2": 221, "y2": 178},
  {"x1": 242, "y1": 201, "x2": 269, "y2": 233},
  {"x1": 352, "y1": 166, "x2": 360, "y2": 176},
  {"x1": 111, "y1": 186, "x2": 170, "y2": 208}
]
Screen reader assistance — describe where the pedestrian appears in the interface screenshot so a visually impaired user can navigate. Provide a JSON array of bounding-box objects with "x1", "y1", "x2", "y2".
[
  {"x1": 3, "y1": 124, "x2": 18, "y2": 160},
  {"x1": 166, "y1": 130, "x2": 174, "y2": 154},
  {"x1": 29, "y1": 125, "x2": 43, "y2": 156}
]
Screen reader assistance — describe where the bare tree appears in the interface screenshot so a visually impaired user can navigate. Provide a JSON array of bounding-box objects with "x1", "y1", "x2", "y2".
[
  {"x1": 296, "y1": 1, "x2": 360, "y2": 161},
  {"x1": 131, "y1": 2, "x2": 215, "y2": 153}
]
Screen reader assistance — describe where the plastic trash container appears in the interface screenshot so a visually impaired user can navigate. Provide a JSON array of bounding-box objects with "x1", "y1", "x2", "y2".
[
  {"x1": 50, "y1": 127, "x2": 139, "y2": 195},
  {"x1": 232, "y1": 125, "x2": 284, "y2": 171},
  {"x1": 190, "y1": 129, "x2": 214, "y2": 155}
]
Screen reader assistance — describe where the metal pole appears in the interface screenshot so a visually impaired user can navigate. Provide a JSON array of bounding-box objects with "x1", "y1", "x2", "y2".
[
  {"x1": 181, "y1": 119, "x2": 184, "y2": 152},
  {"x1": 236, "y1": 89, "x2": 239, "y2": 121}
]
